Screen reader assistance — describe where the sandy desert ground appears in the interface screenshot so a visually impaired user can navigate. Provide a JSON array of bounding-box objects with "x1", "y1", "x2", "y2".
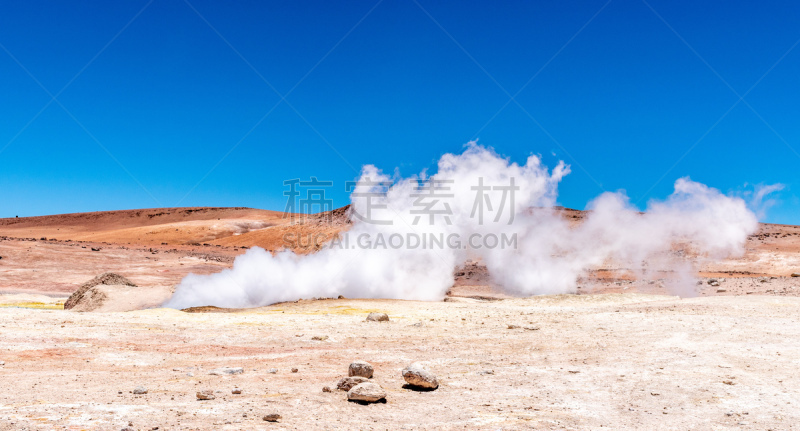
[{"x1": 1, "y1": 206, "x2": 800, "y2": 430}]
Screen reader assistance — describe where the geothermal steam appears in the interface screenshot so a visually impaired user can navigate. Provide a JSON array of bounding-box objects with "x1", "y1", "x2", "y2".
[{"x1": 164, "y1": 144, "x2": 758, "y2": 309}]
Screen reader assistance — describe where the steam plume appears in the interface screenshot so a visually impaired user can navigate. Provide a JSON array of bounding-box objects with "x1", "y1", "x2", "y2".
[{"x1": 163, "y1": 143, "x2": 758, "y2": 309}]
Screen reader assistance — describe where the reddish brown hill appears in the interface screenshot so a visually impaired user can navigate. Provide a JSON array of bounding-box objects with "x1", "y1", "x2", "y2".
[{"x1": 0, "y1": 207, "x2": 289, "y2": 246}]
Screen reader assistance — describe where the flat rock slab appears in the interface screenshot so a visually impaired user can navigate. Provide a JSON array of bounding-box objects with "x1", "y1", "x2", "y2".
[
  {"x1": 196, "y1": 390, "x2": 215, "y2": 400},
  {"x1": 347, "y1": 382, "x2": 386, "y2": 403},
  {"x1": 209, "y1": 367, "x2": 244, "y2": 375}
]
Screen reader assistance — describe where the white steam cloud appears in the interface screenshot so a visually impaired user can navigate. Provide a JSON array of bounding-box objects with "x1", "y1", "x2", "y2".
[{"x1": 164, "y1": 143, "x2": 758, "y2": 309}]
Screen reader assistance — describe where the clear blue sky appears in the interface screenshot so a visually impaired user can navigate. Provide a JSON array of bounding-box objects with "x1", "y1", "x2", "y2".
[{"x1": 1, "y1": 0, "x2": 798, "y2": 224}]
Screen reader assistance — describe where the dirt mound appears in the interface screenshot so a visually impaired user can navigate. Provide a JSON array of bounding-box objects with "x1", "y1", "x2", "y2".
[
  {"x1": 63, "y1": 273, "x2": 170, "y2": 312},
  {"x1": 64, "y1": 273, "x2": 137, "y2": 310}
]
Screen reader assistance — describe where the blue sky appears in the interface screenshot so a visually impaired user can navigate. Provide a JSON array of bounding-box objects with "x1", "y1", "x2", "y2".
[{"x1": 1, "y1": 0, "x2": 798, "y2": 224}]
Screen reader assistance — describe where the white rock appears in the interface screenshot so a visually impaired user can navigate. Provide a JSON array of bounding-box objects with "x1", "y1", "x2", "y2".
[
  {"x1": 132, "y1": 386, "x2": 147, "y2": 395},
  {"x1": 365, "y1": 312, "x2": 389, "y2": 322},
  {"x1": 347, "y1": 382, "x2": 386, "y2": 403}
]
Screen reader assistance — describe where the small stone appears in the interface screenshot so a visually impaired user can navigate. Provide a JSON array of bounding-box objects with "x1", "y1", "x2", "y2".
[
  {"x1": 365, "y1": 312, "x2": 389, "y2": 322},
  {"x1": 311, "y1": 335, "x2": 329, "y2": 341},
  {"x1": 709, "y1": 280, "x2": 720, "y2": 287},
  {"x1": 348, "y1": 360, "x2": 374, "y2": 378},
  {"x1": 716, "y1": 288, "x2": 727, "y2": 293},
  {"x1": 267, "y1": 368, "x2": 278, "y2": 374},
  {"x1": 132, "y1": 386, "x2": 148, "y2": 395},
  {"x1": 263, "y1": 413, "x2": 281, "y2": 422},
  {"x1": 322, "y1": 386, "x2": 332, "y2": 393},
  {"x1": 402, "y1": 362, "x2": 439, "y2": 390},
  {"x1": 337, "y1": 376, "x2": 369, "y2": 391},
  {"x1": 209, "y1": 367, "x2": 243, "y2": 376},
  {"x1": 477, "y1": 370, "x2": 494, "y2": 375},
  {"x1": 196, "y1": 390, "x2": 216, "y2": 400},
  {"x1": 791, "y1": 273, "x2": 800, "y2": 277},
  {"x1": 507, "y1": 324, "x2": 520, "y2": 329},
  {"x1": 0, "y1": 361, "x2": 5, "y2": 366},
  {"x1": 291, "y1": 367, "x2": 299, "y2": 373},
  {"x1": 347, "y1": 382, "x2": 386, "y2": 403},
  {"x1": 232, "y1": 388, "x2": 242, "y2": 394}
]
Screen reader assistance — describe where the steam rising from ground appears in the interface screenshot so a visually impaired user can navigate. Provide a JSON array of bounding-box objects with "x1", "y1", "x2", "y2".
[{"x1": 164, "y1": 144, "x2": 758, "y2": 309}]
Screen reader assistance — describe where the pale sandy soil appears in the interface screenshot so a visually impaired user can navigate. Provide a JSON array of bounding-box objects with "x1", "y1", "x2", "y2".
[
  {"x1": 1, "y1": 207, "x2": 800, "y2": 429},
  {"x1": 1, "y1": 294, "x2": 799, "y2": 430}
]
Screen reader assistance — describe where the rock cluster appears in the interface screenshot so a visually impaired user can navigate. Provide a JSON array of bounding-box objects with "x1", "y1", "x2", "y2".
[{"x1": 337, "y1": 376, "x2": 369, "y2": 391}]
